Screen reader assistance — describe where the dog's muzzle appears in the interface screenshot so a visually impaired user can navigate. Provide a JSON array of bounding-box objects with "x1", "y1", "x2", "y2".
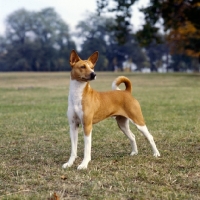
[{"x1": 90, "y1": 72, "x2": 96, "y2": 80}]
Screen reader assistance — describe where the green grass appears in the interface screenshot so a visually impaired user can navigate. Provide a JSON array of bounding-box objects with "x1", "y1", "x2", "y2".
[{"x1": 0, "y1": 72, "x2": 200, "y2": 200}]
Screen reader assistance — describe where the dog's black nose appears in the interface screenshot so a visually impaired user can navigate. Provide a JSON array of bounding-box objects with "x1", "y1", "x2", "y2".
[{"x1": 90, "y1": 72, "x2": 96, "y2": 80}]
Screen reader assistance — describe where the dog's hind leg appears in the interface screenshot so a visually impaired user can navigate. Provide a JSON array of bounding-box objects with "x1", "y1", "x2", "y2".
[
  {"x1": 135, "y1": 124, "x2": 160, "y2": 157},
  {"x1": 126, "y1": 100, "x2": 160, "y2": 157},
  {"x1": 116, "y1": 116, "x2": 138, "y2": 156}
]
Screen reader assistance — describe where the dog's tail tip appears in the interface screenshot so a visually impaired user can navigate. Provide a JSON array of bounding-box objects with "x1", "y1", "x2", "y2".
[
  {"x1": 112, "y1": 76, "x2": 132, "y2": 93},
  {"x1": 112, "y1": 82, "x2": 121, "y2": 91}
]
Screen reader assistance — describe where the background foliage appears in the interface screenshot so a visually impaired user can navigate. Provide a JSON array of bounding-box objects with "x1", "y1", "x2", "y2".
[
  {"x1": 97, "y1": 0, "x2": 200, "y2": 71},
  {"x1": 0, "y1": 0, "x2": 200, "y2": 71}
]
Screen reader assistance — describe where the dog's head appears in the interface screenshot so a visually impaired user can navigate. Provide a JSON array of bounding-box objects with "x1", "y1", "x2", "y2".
[{"x1": 69, "y1": 50, "x2": 99, "y2": 82}]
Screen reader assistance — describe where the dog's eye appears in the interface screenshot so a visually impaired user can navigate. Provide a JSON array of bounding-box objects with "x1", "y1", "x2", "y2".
[{"x1": 81, "y1": 66, "x2": 86, "y2": 69}]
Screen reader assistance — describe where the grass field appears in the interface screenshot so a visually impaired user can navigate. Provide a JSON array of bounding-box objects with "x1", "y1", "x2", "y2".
[{"x1": 0, "y1": 72, "x2": 200, "y2": 200}]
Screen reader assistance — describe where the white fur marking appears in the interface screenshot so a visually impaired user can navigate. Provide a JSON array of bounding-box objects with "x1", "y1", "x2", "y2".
[
  {"x1": 136, "y1": 124, "x2": 160, "y2": 157},
  {"x1": 62, "y1": 78, "x2": 87, "y2": 169},
  {"x1": 62, "y1": 121, "x2": 78, "y2": 168},
  {"x1": 77, "y1": 133, "x2": 92, "y2": 170},
  {"x1": 68, "y1": 79, "x2": 86, "y2": 120},
  {"x1": 117, "y1": 118, "x2": 138, "y2": 155},
  {"x1": 112, "y1": 80, "x2": 120, "y2": 90}
]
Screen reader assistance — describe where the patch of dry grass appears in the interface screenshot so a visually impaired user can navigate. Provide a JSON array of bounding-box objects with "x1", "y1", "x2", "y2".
[{"x1": 0, "y1": 72, "x2": 200, "y2": 199}]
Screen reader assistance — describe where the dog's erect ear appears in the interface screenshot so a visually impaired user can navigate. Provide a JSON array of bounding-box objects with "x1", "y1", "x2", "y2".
[
  {"x1": 88, "y1": 51, "x2": 99, "y2": 66},
  {"x1": 69, "y1": 50, "x2": 81, "y2": 67}
]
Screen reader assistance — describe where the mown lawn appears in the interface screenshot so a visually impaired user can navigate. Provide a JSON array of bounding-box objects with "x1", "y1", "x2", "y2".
[{"x1": 0, "y1": 72, "x2": 200, "y2": 200}]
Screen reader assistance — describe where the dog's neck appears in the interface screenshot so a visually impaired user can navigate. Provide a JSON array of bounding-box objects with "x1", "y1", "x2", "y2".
[{"x1": 68, "y1": 78, "x2": 89, "y2": 103}]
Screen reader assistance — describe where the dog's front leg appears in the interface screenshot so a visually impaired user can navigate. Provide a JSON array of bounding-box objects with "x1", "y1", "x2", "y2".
[
  {"x1": 62, "y1": 119, "x2": 79, "y2": 168},
  {"x1": 77, "y1": 124, "x2": 92, "y2": 170}
]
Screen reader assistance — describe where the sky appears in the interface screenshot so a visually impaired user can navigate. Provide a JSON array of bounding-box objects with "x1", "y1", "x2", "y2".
[{"x1": 0, "y1": 0, "x2": 150, "y2": 36}]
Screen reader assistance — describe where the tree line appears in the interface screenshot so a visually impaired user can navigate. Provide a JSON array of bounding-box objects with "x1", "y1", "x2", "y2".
[
  {"x1": 0, "y1": 1, "x2": 199, "y2": 72},
  {"x1": 0, "y1": 8, "x2": 75, "y2": 71},
  {"x1": 97, "y1": 0, "x2": 200, "y2": 71}
]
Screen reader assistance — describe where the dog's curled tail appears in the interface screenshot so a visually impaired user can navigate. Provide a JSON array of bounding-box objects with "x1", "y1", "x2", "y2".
[{"x1": 112, "y1": 76, "x2": 132, "y2": 93}]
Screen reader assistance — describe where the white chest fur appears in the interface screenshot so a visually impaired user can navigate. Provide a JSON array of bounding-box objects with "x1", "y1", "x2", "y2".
[{"x1": 68, "y1": 79, "x2": 87, "y2": 122}]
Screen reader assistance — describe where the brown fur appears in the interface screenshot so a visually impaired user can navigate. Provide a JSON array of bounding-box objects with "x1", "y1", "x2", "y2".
[
  {"x1": 69, "y1": 50, "x2": 145, "y2": 136},
  {"x1": 62, "y1": 50, "x2": 160, "y2": 169},
  {"x1": 81, "y1": 83, "x2": 145, "y2": 136}
]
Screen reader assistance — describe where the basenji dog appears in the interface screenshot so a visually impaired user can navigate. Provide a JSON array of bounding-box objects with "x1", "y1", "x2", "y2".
[{"x1": 62, "y1": 50, "x2": 160, "y2": 170}]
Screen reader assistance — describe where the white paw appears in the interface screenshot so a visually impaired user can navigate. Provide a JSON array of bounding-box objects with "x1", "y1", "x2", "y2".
[
  {"x1": 62, "y1": 162, "x2": 73, "y2": 169},
  {"x1": 77, "y1": 164, "x2": 87, "y2": 170},
  {"x1": 130, "y1": 151, "x2": 138, "y2": 156},
  {"x1": 62, "y1": 156, "x2": 77, "y2": 168},
  {"x1": 77, "y1": 160, "x2": 90, "y2": 170},
  {"x1": 153, "y1": 152, "x2": 160, "y2": 157}
]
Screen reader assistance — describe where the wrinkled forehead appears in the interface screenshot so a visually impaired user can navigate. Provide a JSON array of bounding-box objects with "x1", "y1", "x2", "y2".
[{"x1": 76, "y1": 60, "x2": 93, "y2": 67}]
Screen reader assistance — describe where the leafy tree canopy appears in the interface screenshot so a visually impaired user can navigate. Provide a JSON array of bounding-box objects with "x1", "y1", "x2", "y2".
[
  {"x1": 0, "y1": 8, "x2": 75, "y2": 71},
  {"x1": 97, "y1": 0, "x2": 200, "y2": 57}
]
